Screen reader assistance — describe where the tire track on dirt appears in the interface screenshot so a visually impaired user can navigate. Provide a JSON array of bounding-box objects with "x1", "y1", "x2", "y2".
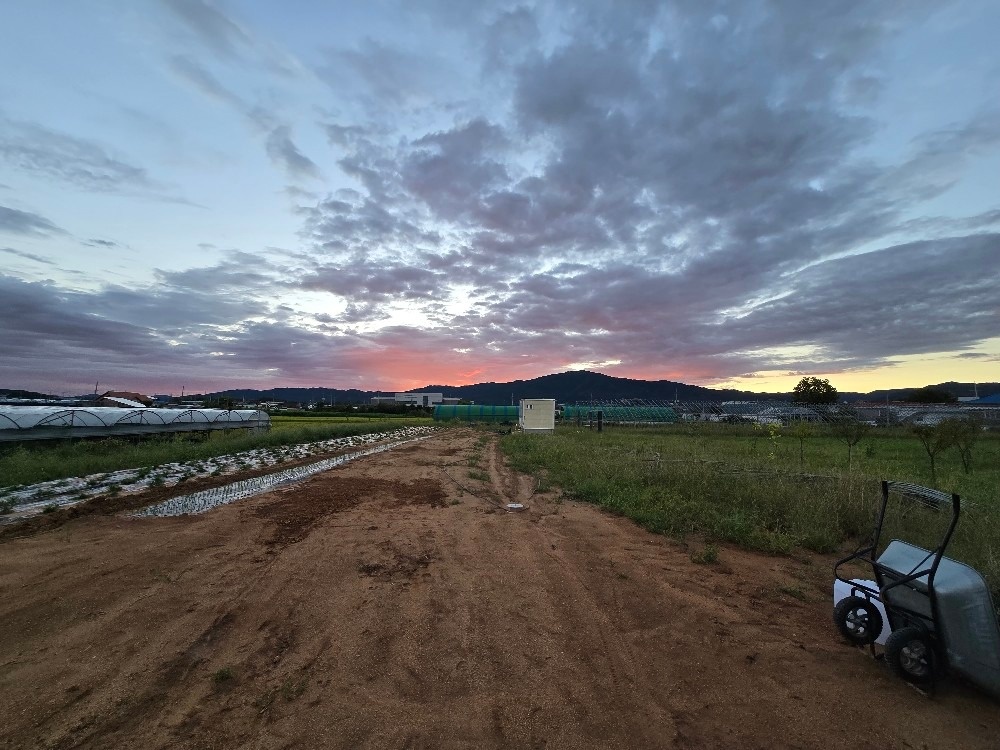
[{"x1": 3, "y1": 429, "x2": 997, "y2": 749}]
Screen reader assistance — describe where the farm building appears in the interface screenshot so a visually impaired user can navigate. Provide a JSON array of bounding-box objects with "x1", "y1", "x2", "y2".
[
  {"x1": 433, "y1": 405, "x2": 518, "y2": 423},
  {"x1": 373, "y1": 393, "x2": 462, "y2": 407},
  {"x1": 519, "y1": 399, "x2": 555, "y2": 434},
  {"x1": 95, "y1": 391, "x2": 153, "y2": 408},
  {"x1": 0, "y1": 407, "x2": 270, "y2": 442}
]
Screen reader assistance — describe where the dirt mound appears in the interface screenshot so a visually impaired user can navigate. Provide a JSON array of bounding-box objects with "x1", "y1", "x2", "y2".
[{"x1": 0, "y1": 428, "x2": 995, "y2": 749}]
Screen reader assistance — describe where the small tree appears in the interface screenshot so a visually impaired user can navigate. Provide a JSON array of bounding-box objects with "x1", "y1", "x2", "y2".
[
  {"x1": 792, "y1": 377, "x2": 838, "y2": 404},
  {"x1": 912, "y1": 422, "x2": 956, "y2": 483},
  {"x1": 831, "y1": 415, "x2": 870, "y2": 470},
  {"x1": 787, "y1": 420, "x2": 815, "y2": 467},
  {"x1": 943, "y1": 416, "x2": 981, "y2": 473}
]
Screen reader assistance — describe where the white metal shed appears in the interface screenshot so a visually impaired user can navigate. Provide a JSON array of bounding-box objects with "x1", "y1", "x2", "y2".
[{"x1": 519, "y1": 399, "x2": 555, "y2": 434}]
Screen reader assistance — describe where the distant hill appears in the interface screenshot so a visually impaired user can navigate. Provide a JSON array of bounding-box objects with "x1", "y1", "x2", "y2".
[
  {"x1": 413, "y1": 370, "x2": 771, "y2": 404},
  {"x1": 197, "y1": 371, "x2": 766, "y2": 405},
  {"x1": 90, "y1": 376, "x2": 1000, "y2": 407},
  {"x1": 0, "y1": 388, "x2": 57, "y2": 400},
  {"x1": 862, "y1": 382, "x2": 1000, "y2": 402},
  {"x1": 201, "y1": 387, "x2": 379, "y2": 405}
]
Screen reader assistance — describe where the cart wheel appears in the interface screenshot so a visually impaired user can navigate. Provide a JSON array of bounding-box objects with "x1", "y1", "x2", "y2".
[
  {"x1": 833, "y1": 595, "x2": 883, "y2": 645},
  {"x1": 885, "y1": 627, "x2": 935, "y2": 684}
]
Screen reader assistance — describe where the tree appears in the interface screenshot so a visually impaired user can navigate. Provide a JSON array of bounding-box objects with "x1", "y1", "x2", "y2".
[
  {"x1": 792, "y1": 377, "x2": 838, "y2": 404},
  {"x1": 912, "y1": 422, "x2": 956, "y2": 483},
  {"x1": 831, "y1": 415, "x2": 869, "y2": 470},
  {"x1": 906, "y1": 387, "x2": 956, "y2": 403},
  {"x1": 941, "y1": 416, "x2": 981, "y2": 474},
  {"x1": 787, "y1": 420, "x2": 815, "y2": 467}
]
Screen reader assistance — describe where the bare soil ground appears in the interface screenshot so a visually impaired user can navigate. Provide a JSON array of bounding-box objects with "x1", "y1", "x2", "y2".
[{"x1": 0, "y1": 428, "x2": 995, "y2": 749}]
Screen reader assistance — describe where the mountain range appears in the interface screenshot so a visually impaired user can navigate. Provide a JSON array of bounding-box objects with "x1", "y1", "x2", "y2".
[
  {"x1": 4, "y1": 372, "x2": 996, "y2": 405},
  {"x1": 194, "y1": 371, "x2": 997, "y2": 405}
]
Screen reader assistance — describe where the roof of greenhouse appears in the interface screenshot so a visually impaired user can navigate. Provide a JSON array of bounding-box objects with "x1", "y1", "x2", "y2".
[{"x1": 0, "y1": 407, "x2": 269, "y2": 441}]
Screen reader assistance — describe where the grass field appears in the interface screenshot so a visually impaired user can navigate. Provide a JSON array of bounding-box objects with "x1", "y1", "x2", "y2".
[
  {"x1": 501, "y1": 423, "x2": 1000, "y2": 593},
  {"x1": 0, "y1": 416, "x2": 433, "y2": 489}
]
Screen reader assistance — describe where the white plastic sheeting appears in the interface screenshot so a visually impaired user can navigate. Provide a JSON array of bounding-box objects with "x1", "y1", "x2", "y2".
[
  {"x1": 132, "y1": 434, "x2": 433, "y2": 518},
  {"x1": 0, "y1": 426, "x2": 435, "y2": 523},
  {"x1": 0, "y1": 407, "x2": 269, "y2": 441}
]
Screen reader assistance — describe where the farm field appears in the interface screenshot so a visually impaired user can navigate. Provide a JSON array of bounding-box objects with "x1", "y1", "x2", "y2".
[
  {"x1": 504, "y1": 424, "x2": 1000, "y2": 595},
  {"x1": 0, "y1": 427, "x2": 996, "y2": 749},
  {"x1": 0, "y1": 416, "x2": 433, "y2": 489}
]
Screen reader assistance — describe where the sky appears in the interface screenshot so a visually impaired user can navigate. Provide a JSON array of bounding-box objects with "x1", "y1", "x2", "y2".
[{"x1": 1, "y1": 0, "x2": 998, "y2": 396}]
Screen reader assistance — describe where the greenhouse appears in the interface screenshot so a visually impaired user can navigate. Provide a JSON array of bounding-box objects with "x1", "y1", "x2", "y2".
[
  {"x1": 433, "y1": 405, "x2": 520, "y2": 423},
  {"x1": 0, "y1": 407, "x2": 270, "y2": 442},
  {"x1": 562, "y1": 405, "x2": 678, "y2": 424}
]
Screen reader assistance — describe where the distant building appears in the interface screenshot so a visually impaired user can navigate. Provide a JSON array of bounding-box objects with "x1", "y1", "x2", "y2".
[
  {"x1": 396, "y1": 392, "x2": 443, "y2": 407},
  {"x1": 95, "y1": 391, "x2": 153, "y2": 408},
  {"x1": 371, "y1": 392, "x2": 461, "y2": 407}
]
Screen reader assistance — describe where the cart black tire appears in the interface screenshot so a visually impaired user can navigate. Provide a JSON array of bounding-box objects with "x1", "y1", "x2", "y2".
[
  {"x1": 833, "y1": 595, "x2": 883, "y2": 645},
  {"x1": 885, "y1": 627, "x2": 935, "y2": 684}
]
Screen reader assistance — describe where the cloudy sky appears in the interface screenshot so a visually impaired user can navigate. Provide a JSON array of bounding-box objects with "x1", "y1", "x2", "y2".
[{"x1": 1, "y1": 0, "x2": 998, "y2": 396}]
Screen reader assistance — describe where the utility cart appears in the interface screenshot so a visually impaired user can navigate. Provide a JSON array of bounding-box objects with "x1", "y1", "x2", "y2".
[{"x1": 833, "y1": 481, "x2": 1000, "y2": 698}]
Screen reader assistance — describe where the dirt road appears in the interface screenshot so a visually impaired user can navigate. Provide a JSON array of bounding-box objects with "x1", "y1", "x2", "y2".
[{"x1": 1, "y1": 429, "x2": 995, "y2": 749}]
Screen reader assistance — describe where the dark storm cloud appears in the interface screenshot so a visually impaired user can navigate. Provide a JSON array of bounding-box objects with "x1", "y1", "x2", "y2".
[
  {"x1": 7, "y1": 1, "x2": 996, "y2": 391},
  {"x1": 300, "y1": 262, "x2": 439, "y2": 303},
  {"x1": 0, "y1": 205, "x2": 64, "y2": 236},
  {"x1": 0, "y1": 275, "x2": 165, "y2": 362},
  {"x1": 401, "y1": 119, "x2": 511, "y2": 222},
  {"x1": 0, "y1": 271, "x2": 370, "y2": 391},
  {"x1": 290, "y1": 0, "x2": 1000, "y2": 383},
  {"x1": 721, "y1": 235, "x2": 1000, "y2": 360},
  {"x1": 0, "y1": 244, "x2": 357, "y2": 389}
]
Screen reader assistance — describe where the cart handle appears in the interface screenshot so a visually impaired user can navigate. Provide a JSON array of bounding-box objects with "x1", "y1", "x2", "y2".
[{"x1": 884, "y1": 481, "x2": 956, "y2": 512}]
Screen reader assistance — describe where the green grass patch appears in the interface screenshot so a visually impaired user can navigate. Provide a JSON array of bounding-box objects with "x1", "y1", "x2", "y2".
[
  {"x1": 211, "y1": 667, "x2": 235, "y2": 684},
  {"x1": 778, "y1": 585, "x2": 809, "y2": 601},
  {"x1": 691, "y1": 543, "x2": 719, "y2": 564},
  {"x1": 501, "y1": 425, "x2": 1000, "y2": 594}
]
